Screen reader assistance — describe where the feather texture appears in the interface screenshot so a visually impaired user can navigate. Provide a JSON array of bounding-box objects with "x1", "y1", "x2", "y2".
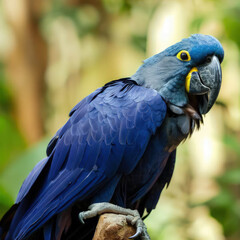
[
  {"x1": 4, "y1": 79, "x2": 167, "y2": 240},
  {"x1": 0, "y1": 34, "x2": 224, "y2": 240}
]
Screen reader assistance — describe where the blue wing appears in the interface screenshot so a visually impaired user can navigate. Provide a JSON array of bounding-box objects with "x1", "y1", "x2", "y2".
[{"x1": 7, "y1": 79, "x2": 167, "y2": 240}]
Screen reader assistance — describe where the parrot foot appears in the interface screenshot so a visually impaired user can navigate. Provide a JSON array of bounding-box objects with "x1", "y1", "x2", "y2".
[{"x1": 79, "y1": 202, "x2": 150, "y2": 240}]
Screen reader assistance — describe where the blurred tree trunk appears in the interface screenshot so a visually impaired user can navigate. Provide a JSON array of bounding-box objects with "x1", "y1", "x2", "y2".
[{"x1": 3, "y1": 0, "x2": 47, "y2": 144}]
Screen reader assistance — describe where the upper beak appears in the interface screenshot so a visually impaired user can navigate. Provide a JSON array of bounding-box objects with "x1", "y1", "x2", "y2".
[{"x1": 185, "y1": 55, "x2": 222, "y2": 114}]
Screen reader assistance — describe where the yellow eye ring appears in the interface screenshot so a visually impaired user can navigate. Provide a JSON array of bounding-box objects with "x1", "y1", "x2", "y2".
[{"x1": 177, "y1": 50, "x2": 191, "y2": 61}]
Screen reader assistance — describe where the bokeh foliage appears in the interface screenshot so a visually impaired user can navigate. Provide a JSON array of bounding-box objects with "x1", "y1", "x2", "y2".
[
  {"x1": 204, "y1": 134, "x2": 240, "y2": 238},
  {"x1": 0, "y1": 0, "x2": 239, "y2": 239},
  {"x1": 189, "y1": 1, "x2": 240, "y2": 238}
]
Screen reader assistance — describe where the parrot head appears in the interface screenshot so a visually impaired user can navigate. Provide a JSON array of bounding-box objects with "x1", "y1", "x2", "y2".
[{"x1": 132, "y1": 34, "x2": 224, "y2": 115}]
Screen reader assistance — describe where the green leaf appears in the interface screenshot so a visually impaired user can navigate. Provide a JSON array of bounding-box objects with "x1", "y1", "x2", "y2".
[
  {"x1": 131, "y1": 34, "x2": 147, "y2": 52},
  {"x1": 217, "y1": 168, "x2": 240, "y2": 184},
  {"x1": 0, "y1": 139, "x2": 49, "y2": 201},
  {"x1": 205, "y1": 190, "x2": 240, "y2": 236},
  {"x1": 222, "y1": 134, "x2": 240, "y2": 157},
  {"x1": 0, "y1": 184, "x2": 14, "y2": 207},
  {"x1": 0, "y1": 114, "x2": 25, "y2": 172}
]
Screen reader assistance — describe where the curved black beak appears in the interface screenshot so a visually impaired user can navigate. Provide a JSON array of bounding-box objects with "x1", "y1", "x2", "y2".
[{"x1": 186, "y1": 55, "x2": 222, "y2": 114}]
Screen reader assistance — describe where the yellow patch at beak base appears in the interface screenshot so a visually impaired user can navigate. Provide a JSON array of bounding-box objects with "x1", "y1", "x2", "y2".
[{"x1": 185, "y1": 67, "x2": 198, "y2": 92}]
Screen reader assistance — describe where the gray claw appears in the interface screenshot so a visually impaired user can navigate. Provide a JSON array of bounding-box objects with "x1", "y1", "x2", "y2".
[
  {"x1": 78, "y1": 203, "x2": 151, "y2": 239},
  {"x1": 129, "y1": 227, "x2": 142, "y2": 239},
  {"x1": 79, "y1": 212, "x2": 85, "y2": 224}
]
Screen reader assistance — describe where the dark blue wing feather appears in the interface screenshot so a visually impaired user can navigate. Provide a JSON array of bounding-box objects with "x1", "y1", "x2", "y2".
[
  {"x1": 16, "y1": 157, "x2": 48, "y2": 203},
  {"x1": 6, "y1": 80, "x2": 167, "y2": 240}
]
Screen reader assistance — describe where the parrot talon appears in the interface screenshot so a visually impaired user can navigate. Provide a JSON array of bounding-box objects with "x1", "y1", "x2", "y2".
[
  {"x1": 129, "y1": 227, "x2": 142, "y2": 239},
  {"x1": 78, "y1": 203, "x2": 150, "y2": 239},
  {"x1": 129, "y1": 217, "x2": 150, "y2": 240},
  {"x1": 79, "y1": 212, "x2": 85, "y2": 224}
]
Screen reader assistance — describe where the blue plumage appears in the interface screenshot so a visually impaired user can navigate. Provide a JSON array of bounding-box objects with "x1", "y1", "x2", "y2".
[{"x1": 0, "y1": 34, "x2": 224, "y2": 240}]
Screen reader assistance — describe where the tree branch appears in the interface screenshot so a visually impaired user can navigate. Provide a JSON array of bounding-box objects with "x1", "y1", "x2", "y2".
[{"x1": 93, "y1": 213, "x2": 136, "y2": 240}]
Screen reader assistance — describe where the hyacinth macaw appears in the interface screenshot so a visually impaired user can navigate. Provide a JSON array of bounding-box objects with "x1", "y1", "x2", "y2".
[{"x1": 0, "y1": 34, "x2": 224, "y2": 240}]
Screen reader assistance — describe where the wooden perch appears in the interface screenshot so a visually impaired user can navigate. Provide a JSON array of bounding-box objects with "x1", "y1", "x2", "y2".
[{"x1": 93, "y1": 213, "x2": 136, "y2": 240}]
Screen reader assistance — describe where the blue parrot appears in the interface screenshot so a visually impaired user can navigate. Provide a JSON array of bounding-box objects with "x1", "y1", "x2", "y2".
[{"x1": 0, "y1": 34, "x2": 224, "y2": 240}]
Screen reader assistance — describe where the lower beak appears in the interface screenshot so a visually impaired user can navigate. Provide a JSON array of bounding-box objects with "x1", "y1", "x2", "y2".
[{"x1": 186, "y1": 55, "x2": 222, "y2": 114}]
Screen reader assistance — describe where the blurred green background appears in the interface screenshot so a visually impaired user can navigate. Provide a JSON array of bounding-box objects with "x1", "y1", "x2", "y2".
[{"x1": 0, "y1": 0, "x2": 240, "y2": 239}]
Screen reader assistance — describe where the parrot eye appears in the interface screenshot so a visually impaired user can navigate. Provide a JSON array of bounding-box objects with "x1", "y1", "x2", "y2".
[
  {"x1": 206, "y1": 55, "x2": 212, "y2": 63},
  {"x1": 177, "y1": 50, "x2": 191, "y2": 62}
]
